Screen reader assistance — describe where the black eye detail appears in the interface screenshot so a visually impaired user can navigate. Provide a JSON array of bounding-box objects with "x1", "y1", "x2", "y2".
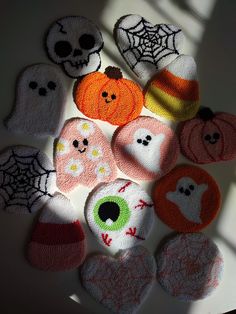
[
  {"x1": 83, "y1": 138, "x2": 88, "y2": 146},
  {"x1": 137, "y1": 139, "x2": 142, "y2": 144},
  {"x1": 73, "y1": 140, "x2": 79, "y2": 148},
  {"x1": 79, "y1": 34, "x2": 95, "y2": 50},
  {"x1": 213, "y1": 132, "x2": 220, "y2": 139},
  {"x1": 204, "y1": 134, "x2": 211, "y2": 141},
  {"x1": 54, "y1": 41, "x2": 72, "y2": 58},
  {"x1": 47, "y1": 81, "x2": 56, "y2": 90},
  {"x1": 146, "y1": 135, "x2": 152, "y2": 141},
  {"x1": 29, "y1": 81, "x2": 38, "y2": 89},
  {"x1": 111, "y1": 94, "x2": 116, "y2": 100},
  {"x1": 102, "y1": 91, "x2": 108, "y2": 98},
  {"x1": 189, "y1": 185, "x2": 194, "y2": 190},
  {"x1": 179, "y1": 187, "x2": 184, "y2": 193}
]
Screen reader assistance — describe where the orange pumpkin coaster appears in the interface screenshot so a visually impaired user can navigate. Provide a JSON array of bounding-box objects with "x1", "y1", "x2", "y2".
[
  {"x1": 74, "y1": 66, "x2": 144, "y2": 126},
  {"x1": 153, "y1": 165, "x2": 221, "y2": 232}
]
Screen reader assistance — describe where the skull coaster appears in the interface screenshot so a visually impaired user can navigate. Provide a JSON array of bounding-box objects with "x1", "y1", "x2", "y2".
[
  {"x1": 153, "y1": 165, "x2": 221, "y2": 232},
  {"x1": 85, "y1": 179, "x2": 154, "y2": 249},
  {"x1": 46, "y1": 16, "x2": 104, "y2": 78}
]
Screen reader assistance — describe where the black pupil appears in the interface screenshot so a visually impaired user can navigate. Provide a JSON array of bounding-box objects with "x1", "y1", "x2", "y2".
[
  {"x1": 102, "y1": 91, "x2": 108, "y2": 97},
  {"x1": 137, "y1": 139, "x2": 142, "y2": 144},
  {"x1": 47, "y1": 81, "x2": 56, "y2": 90},
  {"x1": 111, "y1": 94, "x2": 116, "y2": 100},
  {"x1": 54, "y1": 41, "x2": 72, "y2": 58},
  {"x1": 189, "y1": 185, "x2": 194, "y2": 190},
  {"x1": 179, "y1": 187, "x2": 184, "y2": 193},
  {"x1": 83, "y1": 138, "x2": 88, "y2": 146},
  {"x1": 79, "y1": 34, "x2": 95, "y2": 50},
  {"x1": 29, "y1": 81, "x2": 37, "y2": 89},
  {"x1": 73, "y1": 140, "x2": 79, "y2": 148},
  {"x1": 98, "y1": 201, "x2": 120, "y2": 223},
  {"x1": 213, "y1": 132, "x2": 220, "y2": 139},
  {"x1": 146, "y1": 135, "x2": 151, "y2": 140},
  {"x1": 204, "y1": 134, "x2": 211, "y2": 141}
]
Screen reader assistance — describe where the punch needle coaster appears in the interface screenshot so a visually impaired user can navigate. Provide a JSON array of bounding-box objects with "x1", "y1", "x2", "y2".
[
  {"x1": 180, "y1": 107, "x2": 236, "y2": 164},
  {"x1": 28, "y1": 194, "x2": 86, "y2": 271},
  {"x1": 114, "y1": 14, "x2": 184, "y2": 79},
  {"x1": 145, "y1": 55, "x2": 199, "y2": 121},
  {"x1": 74, "y1": 66, "x2": 143, "y2": 126},
  {"x1": 55, "y1": 118, "x2": 117, "y2": 192},
  {"x1": 156, "y1": 233, "x2": 224, "y2": 301},
  {"x1": 46, "y1": 16, "x2": 104, "y2": 78},
  {"x1": 0, "y1": 146, "x2": 56, "y2": 214},
  {"x1": 85, "y1": 179, "x2": 154, "y2": 249},
  {"x1": 5, "y1": 63, "x2": 67, "y2": 138},
  {"x1": 112, "y1": 116, "x2": 179, "y2": 180},
  {"x1": 153, "y1": 165, "x2": 221, "y2": 232},
  {"x1": 81, "y1": 246, "x2": 156, "y2": 314}
]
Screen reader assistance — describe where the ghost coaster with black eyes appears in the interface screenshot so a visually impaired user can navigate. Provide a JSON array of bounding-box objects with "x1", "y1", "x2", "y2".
[
  {"x1": 46, "y1": 16, "x2": 104, "y2": 78},
  {"x1": 85, "y1": 179, "x2": 154, "y2": 249},
  {"x1": 152, "y1": 164, "x2": 221, "y2": 232},
  {"x1": 5, "y1": 63, "x2": 67, "y2": 138}
]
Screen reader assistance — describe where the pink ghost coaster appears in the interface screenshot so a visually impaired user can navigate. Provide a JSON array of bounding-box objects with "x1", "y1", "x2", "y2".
[
  {"x1": 112, "y1": 116, "x2": 179, "y2": 180},
  {"x1": 55, "y1": 118, "x2": 117, "y2": 192}
]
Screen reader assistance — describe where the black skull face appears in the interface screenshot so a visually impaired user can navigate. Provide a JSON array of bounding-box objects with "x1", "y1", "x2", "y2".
[
  {"x1": 178, "y1": 183, "x2": 195, "y2": 197},
  {"x1": 101, "y1": 91, "x2": 116, "y2": 104},
  {"x1": 29, "y1": 80, "x2": 56, "y2": 97},
  {"x1": 136, "y1": 134, "x2": 152, "y2": 146},
  {"x1": 72, "y1": 138, "x2": 88, "y2": 153},
  {"x1": 204, "y1": 132, "x2": 220, "y2": 145}
]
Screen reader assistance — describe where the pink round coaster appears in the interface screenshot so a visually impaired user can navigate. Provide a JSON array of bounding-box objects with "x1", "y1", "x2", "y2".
[{"x1": 112, "y1": 116, "x2": 179, "y2": 180}]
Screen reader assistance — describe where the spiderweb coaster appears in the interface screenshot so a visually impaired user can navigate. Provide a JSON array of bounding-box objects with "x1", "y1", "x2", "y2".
[
  {"x1": 0, "y1": 146, "x2": 56, "y2": 214},
  {"x1": 81, "y1": 245, "x2": 156, "y2": 314},
  {"x1": 156, "y1": 233, "x2": 224, "y2": 301},
  {"x1": 114, "y1": 14, "x2": 184, "y2": 79}
]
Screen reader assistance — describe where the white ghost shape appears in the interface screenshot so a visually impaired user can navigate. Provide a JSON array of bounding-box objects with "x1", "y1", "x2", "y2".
[
  {"x1": 125, "y1": 128, "x2": 165, "y2": 174},
  {"x1": 166, "y1": 177, "x2": 208, "y2": 224}
]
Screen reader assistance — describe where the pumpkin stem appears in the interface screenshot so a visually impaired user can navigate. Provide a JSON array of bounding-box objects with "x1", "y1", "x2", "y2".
[
  {"x1": 104, "y1": 66, "x2": 123, "y2": 80},
  {"x1": 198, "y1": 107, "x2": 215, "y2": 121}
]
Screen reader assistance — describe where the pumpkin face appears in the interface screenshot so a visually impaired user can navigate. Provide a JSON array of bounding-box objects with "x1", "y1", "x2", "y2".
[
  {"x1": 74, "y1": 66, "x2": 143, "y2": 126},
  {"x1": 180, "y1": 107, "x2": 236, "y2": 163}
]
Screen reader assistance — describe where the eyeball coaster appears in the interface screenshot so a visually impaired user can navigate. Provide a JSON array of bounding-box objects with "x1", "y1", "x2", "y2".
[
  {"x1": 180, "y1": 107, "x2": 236, "y2": 164},
  {"x1": 85, "y1": 179, "x2": 154, "y2": 249},
  {"x1": 0, "y1": 146, "x2": 56, "y2": 214},
  {"x1": 74, "y1": 66, "x2": 143, "y2": 126},
  {"x1": 46, "y1": 16, "x2": 103, "y2": 78},
  {"x1": 153, "y1": 165, "x2": 221, "y2": 232},
  {"x1": 81, "y1": 246, "x2": 156, "y2": 314},
  {"x1": 55, "y1": 118, "x2": 117, "y2": 192},
  {"x1": 156, "y1": 233, "x2": 224, "y2": 301},
  {"x1": 5, "y1": 64, "x2": 67, "y2": 138},
  {"x1": 112, "y1": 116, "x2": 179, "y2": 180},
  {"x1": 145, "y1": 55, "x2": 199, "y2": 121},
  {"x1": 27, "y1": 193, "x2": 85, "y2": 271},
  {"x1": 114, "y1": 14, "x2": 184, "y2": 79}
]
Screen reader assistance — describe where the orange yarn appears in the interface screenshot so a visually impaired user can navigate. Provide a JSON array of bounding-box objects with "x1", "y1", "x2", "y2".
[{"x1": 74, "y1": 66, "x2": 144, "y2": 126}]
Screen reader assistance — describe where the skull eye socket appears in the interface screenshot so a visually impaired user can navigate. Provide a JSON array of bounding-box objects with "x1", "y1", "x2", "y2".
[
  {"x1": 29, "y1": 81, "x2": 38, "y2": 89},
  {"x1": 204, "y1": 134, "x2": 211, "y2": 141},
  {"x1": 179, "y1": 187, "x2": 184, "y2": 193},
  {"x1": 137, "y1": 139, "x2": 142, "y2": 144},
  {"x1": 213, "y1": 132, "x2": 220, "y2": 139},
  {"x1": 189, "y1": 184, "x2": 194, "y2": 190},
  {"x1": 146, "y1": 135, "x2": 152, "y2": 141},
  {"x1": 79, "y1": 34, "x2": 95, "y2": 50},
  {"x1": 47, "y1": 81, "x2": 56, "y2": 90},
  {"x1": 54, "y1": 40, "x2": 72, "y2": 58}
]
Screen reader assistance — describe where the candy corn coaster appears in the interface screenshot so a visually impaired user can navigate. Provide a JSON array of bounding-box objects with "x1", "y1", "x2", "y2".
[
  {"x1": 85, "y1": 179, "x2": 154, "y2": 249},
  {"x1": 156, "y1": 233, "x2": 224, "y2": 301},
  {"x1": 112, "y1": 116, "x2": 179, "y2": 180},
  {"x1": 145, "y1": 55, "x2": 199, "y2": 121},
  {"x1": 27, "y1": 194, "x2": 86, "y2": 271},
  {"x1": 81, "y1": 246, "x2": 156, "y2": 313},
  {"x1": 153, "y1": 165, "x2": 221, "y2": 232}
]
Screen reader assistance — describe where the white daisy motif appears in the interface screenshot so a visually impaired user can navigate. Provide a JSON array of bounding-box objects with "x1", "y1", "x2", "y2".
[
  {"x1": 95, "y1": 162, "x2": 111, "y2": 180},
  {"x1": 77, "y1": 120, "x2": 95, "y2": 137},
  {"x1": 65, "y1": 158, "x2": 84, "y2": 177},
  {"x1": 56, "y1": 138, "x2": 70, "y2": 156},
  {"x1": 87, "y1": 145, "x2": 103, "y2": 161}
]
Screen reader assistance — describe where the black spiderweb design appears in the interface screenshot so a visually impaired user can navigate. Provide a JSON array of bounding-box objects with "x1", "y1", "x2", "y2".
[
  {"x1": 0, "y1": 149, "x2": 56, "y2": 213},
  {"x1": 119, "y1": 18, "x2": 181, "y2": 70}
]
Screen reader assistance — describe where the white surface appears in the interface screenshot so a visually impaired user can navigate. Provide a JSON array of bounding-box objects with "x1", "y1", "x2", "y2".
[{"x1": 0, "y1": 0, "x2": 236, "y2": 313}]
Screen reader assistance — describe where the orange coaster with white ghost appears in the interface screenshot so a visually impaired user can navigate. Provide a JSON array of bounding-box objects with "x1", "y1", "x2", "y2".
[
  {"x1": 112, "y1": 116, "x2": 179, "y2": 180},
  {"x1": 55, "y1": 118, "x2": 117, "y2": 192},
  {"x1": 153, "y1": 165, "x2": 221, "y2": 232}
]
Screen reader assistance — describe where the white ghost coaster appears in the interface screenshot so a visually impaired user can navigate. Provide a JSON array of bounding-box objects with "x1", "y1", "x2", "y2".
[
  {"x1": 0, "y1": 146, "x2": 56, "y2": 214},
  {"x1": 5, "y1": 64, "x2": 67, "y2": 138},
  {"x1": 85, "y1": 179, "x2": 154, "y2": 249},
  {"x1": 114, "y1": 14, "x2": 184, "y2": 79},
  {"x1": 46, "y1": 16, "x2": 104, "y2": 78},
  {"x1": 112, "y1": 116, "x2": 179, "y2": 180},
  {"x1": 153, "y1": 165, "x2": 221, "y2": 232}
]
